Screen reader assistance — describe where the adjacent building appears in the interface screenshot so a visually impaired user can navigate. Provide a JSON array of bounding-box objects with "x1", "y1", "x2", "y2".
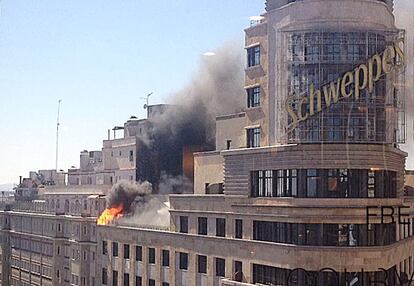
[{"x1": 67, "y1": 104, "x2": 200, "y2": 193}]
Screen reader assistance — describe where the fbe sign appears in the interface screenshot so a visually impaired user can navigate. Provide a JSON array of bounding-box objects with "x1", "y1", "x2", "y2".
[{"x1": 366, "y1": 206, "x2": 410, "y2": 226}]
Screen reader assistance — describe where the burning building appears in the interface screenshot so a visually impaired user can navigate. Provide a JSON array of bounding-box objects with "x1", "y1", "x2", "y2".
[{"x1": 68, "y1": 104, "x2": 211, "y2": 193}]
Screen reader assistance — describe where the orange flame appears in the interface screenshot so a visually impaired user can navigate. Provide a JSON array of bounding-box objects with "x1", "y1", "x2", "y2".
[{"x1": 97, "y1": 204, "x2": 124, "y2": 225}]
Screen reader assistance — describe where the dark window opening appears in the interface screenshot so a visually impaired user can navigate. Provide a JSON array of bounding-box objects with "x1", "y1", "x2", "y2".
[
  {"x1": 135, "y1": 276, "x2": 142, "y2": 286},
  {"x1": 148, "y1": 248, "x2": 155, "y2": 264},
  {"x1": 216, "y1": 258, "x2": 226, "y2": 277},
  {"x1": 112, "y1": 242, "x2": 118, "y2": 257},
  {"x1": 102, "y1": 268, "x2": 107, "y2": 285},
  {"x1": 247, "y1": 86, "x2": 261, "y2": 108},
  {"x1": 123, "y1": 244, "x2": 130, "y2": 259},
  {"x1": 247, "y1": 45, "x2": 260, "y2": 67},
  {"x1": 247, "y1": 128, "x2": 261, "y2": 148},
  {"x1": 123, "y1": 274, "x2": 129, "y2": 286},
  {"x1": 235, "y1": 219, "x2": 243, "y2": 239},
  {"x1": 135, "y1": 246, "x2": 142, "y2": 261},
  {"x1": 162, "y1": 250, "x2": 170, "y2": 267},
  {"x1": 179, "y1": 252, "x2": 188, "y2": 270},
  {"x1": 198, "y1": 217, "x2": 208, "y2": 235},
  {"x1": 179, "y1": 216, "x2": 188, "y2": 233},
  {"x1": 112, "y1": 270, "x2": 118, "y2": 286},
  {"x1": 235, "y1": 261, "x2": 243, "y2": 282},
  {"x1": 198, "y1": 255, "x2": 207, "y2": 274},
  {"x1": 102, "y1": 240, "x2": 108, "y2": 255},
  {"x1": 216, "y1": 218, "x2": 226, "y2": 237}
]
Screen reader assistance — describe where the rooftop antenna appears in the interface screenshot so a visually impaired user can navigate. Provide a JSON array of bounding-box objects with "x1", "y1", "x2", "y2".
[
  {"x1": 55, "y1": 99, "x2": 62, "y2": 171},
  {"x1": 141, "y1": 92, "x2": 153, "y2": 109}
]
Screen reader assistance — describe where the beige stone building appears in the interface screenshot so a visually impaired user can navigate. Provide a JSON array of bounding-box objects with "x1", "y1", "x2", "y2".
[{"x1": 1, "y1": 0, "x2": 413, "y2": 285}]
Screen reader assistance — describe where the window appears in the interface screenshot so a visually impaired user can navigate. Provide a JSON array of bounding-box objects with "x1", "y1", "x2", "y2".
[
  {"x1": 306, "y1": 169, "x2": 319, "y2": 197},
  {"x1": 198, "y1": 217, "x2": 207, "y2": 235},
  {"x1": 102, "y1": 268, "x2": 107, "y2": 285},
  {"x1": 216, "y1": 258, "x2": 226, "y2": 277},
  {"x1": 235, "y1": 219, "x2": 243, "y2": 239},
  {"x1": 198, "y1": 255, "x2": 207, "y2": 274},
  {"x1": 113, "y1": 270, "x2": 118, "y2": 286},
  {"x1": 162, "y1": 250, "x2": 170, "y2": 267},
  {"x1": 216, "y1": 218, "x2": 226, "y2": 237},
  {"x1": 135, "y1": 276, "x2": 142, "y2": 286},
  {"x1": 247, "y1": 128, "x2": 260, "y2": 148},
  {"x1": 235, "y1": 261, "x2": 243, "y2": 282},
  {"x1": 179, "y1": 216, "x2": 188, "y2": 233},
  {"x1": 251, "y1": 168, "x2": 396, "y2": 199},
  {"x1": 112, "y1": 242, "x2": 118, "y2": 257},
  {"x1": 148, "y1": 248, "x2": 155, "y2": 264},
  {"x1": 247, "y1": 45, "x2": 260, "y2": 67},
  {"x1": 135, "y1": 246, "x2": 142, "y2": 261},
  {"x1": 253, "y1": 264, "x2": 288, "y2": 285},
  {"x1": 162, "y1": 283, "x2": 169, "y2": 286},
  {"x1": 129, "y1": 150, "x2": 134, "y2": 162},
  {"x1": 179, "y1": 252, "x2": 188, "y2": 270},
  {"x1": 148, "y1": 280, "x2": 155, "y2": 286},
  {"x1": 247, "y1": 86, "x2": 261, "y2": 108},
  {"x1": 124, "y1": 244, "x2": 130, "y2": 259},
  {"x1": 124, "y1": 274, "x2": 129, "y2": 286}
]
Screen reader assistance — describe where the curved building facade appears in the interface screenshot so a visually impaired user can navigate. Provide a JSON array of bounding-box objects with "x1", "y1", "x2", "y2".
[{"x1": 193, "y1": 0, "x2": 412, "y2": 285}]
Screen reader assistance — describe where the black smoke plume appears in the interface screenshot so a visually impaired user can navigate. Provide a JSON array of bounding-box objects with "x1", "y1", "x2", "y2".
[
  {"x1": 106, "y1": 181, "x2": 152, "y2": 213},
  {"x1": 135, "y1": 42, "x2": 245, "y2": 191},
  {"x1": 152, "y1": 41, "x2": 245, "y2": 146}
]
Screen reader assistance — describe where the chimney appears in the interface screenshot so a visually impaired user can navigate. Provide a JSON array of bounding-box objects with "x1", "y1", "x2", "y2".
[
  {"x1": 108, "y1": 129, "x2": 111, "y2": 140},
  {"x1": 19, "y1": 176, "x2": 22, "y2": 185}
]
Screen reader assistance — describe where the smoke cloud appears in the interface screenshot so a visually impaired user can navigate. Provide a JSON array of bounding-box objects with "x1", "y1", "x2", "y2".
[
  {"x1": 395, "y1": 0, "x2": 414, "y2": 169},
  {"x1": 144, "y1": 41, "x2": 245, "y2": 147},
  {"x1": 118, "y1": 197, "x2": 170, "y2": 229},
  {"x1": 106, "y1": 180, "x2": 152, "y2": 213},
  {"x1": 107, "y1": 178, "x2": 187, "y2": 228},
  {"x1": 158, "y1": 172, "x2": 192, "y2": 194}
]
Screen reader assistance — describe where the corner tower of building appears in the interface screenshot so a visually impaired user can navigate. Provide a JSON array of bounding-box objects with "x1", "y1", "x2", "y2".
[
  {"x1": 246, "y1": 0, "x2": 404, "y2": 146},
  {"x1": 193, "y1": 0, "x2": 411, "y2": 284}
]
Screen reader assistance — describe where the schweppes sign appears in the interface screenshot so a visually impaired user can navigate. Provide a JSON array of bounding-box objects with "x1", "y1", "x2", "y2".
[{"x1": 286, "y1": 39, "x2": 405, "y2": 133}]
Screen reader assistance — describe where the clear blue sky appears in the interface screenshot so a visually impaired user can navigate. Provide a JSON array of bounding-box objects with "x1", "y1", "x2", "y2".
[{"x1": 0, "y1": 0, "x2": 264, "y2": 184}]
